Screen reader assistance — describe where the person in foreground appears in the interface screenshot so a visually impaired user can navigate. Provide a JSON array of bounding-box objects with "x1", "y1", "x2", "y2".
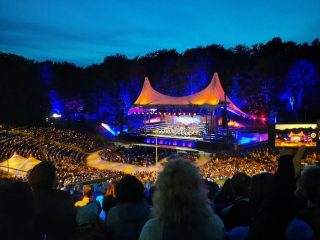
[
  {"x1": 106, "y1": 174, "x2": 151, "y2": 240},
  {"x1": 139, "y1": 158, "x2": 225, "y2": 240},
  {"x1": 28, "y1": 161, "x2": 77, "y2": 240}
]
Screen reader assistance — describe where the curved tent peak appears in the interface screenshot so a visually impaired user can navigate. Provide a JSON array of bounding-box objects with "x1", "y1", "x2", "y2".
[
  {"x1": 141, "y1": 77, "x2": 152, "y2": 91},
  {"x1": 212, "y1": 72, "x2": 220, "y2": 87},
  {"x1": 144, "y1": 76, "x2": 150, "y2": 85},
  {"x1": 134, "y1": 76, "x2": 170, "y2": 105},
  {"x1": 132, "y1": 73, "x2": 248, "y2": 117},
  {"x1": 212, "y1": 72, "x2": 226, "y2": 101},
  {"x1": 213, "y1": 72, "x2": 248, "y2": 116},
  {"x1": 134, "y1": 73, "x2": 224, "y2": 106}
]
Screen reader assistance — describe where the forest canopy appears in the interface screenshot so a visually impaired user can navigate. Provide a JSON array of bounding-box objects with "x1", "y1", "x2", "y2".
[{"x1": 0, "y1": 37, "x2": 319, "y2": 125}]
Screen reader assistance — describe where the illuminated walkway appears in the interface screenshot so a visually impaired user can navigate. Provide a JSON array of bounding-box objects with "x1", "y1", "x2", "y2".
[
  {"x1": 86, "y1": 150, "x2": 210, "y2": 174},
  {"x1": 86, "y1": 151, "x2": 160, "y2": 174},
  {"x1": 0, "y1": 147, "x2": 210, "y2": 177}
]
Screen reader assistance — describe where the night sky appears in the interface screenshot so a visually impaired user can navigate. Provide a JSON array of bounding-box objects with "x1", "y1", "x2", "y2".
[{"x1": 1, "y1": 0, "x2": 319, "y2": 66}]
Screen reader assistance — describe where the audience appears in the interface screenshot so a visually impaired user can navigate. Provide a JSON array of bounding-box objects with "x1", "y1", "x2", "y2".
[
  {"x1": 106, "y1": 175, "x2": 151, "y2": 240},
  {"x1": 75, "y1": 185, "x2": 95, "y2": 207},
  {"x1": 0, "y1": 178, "x2": 34, "y2": 240},
  {"x1": 12, "y1": 126, "x2": 107, "y2": 151},
  {"x1": 95, "y1": 183, "x2": 108, "y2": 221},
  {"x1": 200, "y1": 148, "x2": 279, "y2": 182},
  {"x1": 140, "y1": 158, "x2": 225, "y2": 240},
  {"x1": 75, "y1": 184, "x2": 103, "y2": 240},
  {"x1": 99, "y1": 145, "x2": 177, "y2": 166},
  {"x1": 102, "y1": 181, "x2": 117, "y2": 215},
  {"x1": 28, "y1": 161, "x2": 76, "y2": 240},
  {"x1": 294, "y1": 165, "x2": 320, "y2": 239},
  {"x1": 247, "y1": 149, "x2": 303, "y2": 240},
  {"x1": 1, "y1": 125, "x2": 320, "y2": 240},
  {"x1": 226, "y1": 172, "x2": 274, "y2": 240},
  {"x1": 220, "y1": 172, "x2": 251, "y2": 231}
]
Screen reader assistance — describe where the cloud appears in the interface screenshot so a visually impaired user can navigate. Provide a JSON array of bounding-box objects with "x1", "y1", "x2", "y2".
[
  {"x1": 0, "y1": 17, "x2": 184, "y2": 57},
  {"x1": 0, "y1": 0, "x2": 319, "y2": 66}
]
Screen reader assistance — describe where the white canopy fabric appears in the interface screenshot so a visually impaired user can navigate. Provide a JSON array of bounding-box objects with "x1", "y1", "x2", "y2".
[
  {"x1": 0, "y1": 153, "x2": 41, "y2": 176},
  {"x1": 133, "y1": 72, "x2": 247, "y2": 116}
]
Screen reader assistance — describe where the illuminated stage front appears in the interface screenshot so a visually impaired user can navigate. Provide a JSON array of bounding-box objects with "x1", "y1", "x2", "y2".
[{"x1": 144, "y1": 137, "x2": 196, "y2": 148}]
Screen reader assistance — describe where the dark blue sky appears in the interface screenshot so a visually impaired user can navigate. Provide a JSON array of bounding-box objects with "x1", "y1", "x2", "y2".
[{"x1": 1, "y1": 0, "x2": 319, "y2": 66}]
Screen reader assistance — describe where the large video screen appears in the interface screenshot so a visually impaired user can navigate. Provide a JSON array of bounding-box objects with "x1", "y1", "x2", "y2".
[
  {"x1": 172, "y1": 116, "x2": 201, "y2": 126},
  {"x1": 275, "y1": 124, "x2": 317, "y2": 147}
]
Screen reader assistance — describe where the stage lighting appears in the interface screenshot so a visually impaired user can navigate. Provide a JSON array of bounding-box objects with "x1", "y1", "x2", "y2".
[{"x1": 52, "y1": 113, "x2": 62, "y2": 118}]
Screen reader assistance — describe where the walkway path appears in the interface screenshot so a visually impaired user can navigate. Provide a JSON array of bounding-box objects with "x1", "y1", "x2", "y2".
[{"x1": 86, "y1": 149, "x2": 210, "y2": 174}]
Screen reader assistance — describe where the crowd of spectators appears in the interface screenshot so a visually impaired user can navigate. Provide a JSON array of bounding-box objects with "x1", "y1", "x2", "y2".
[
  {"x1": 200, "y1": 148, "x2": 279, "y2": 181},
  {"x1": 200, "y1": 148, "x2": 318, "y2": 183},
  {"x1": 2, "y1": 125, "x2": 318, "y2": 188},
  {"x1": 2, "y1": 152, "x2": 319, "y2": 240},
  {"x1": 0, "y1": 130, "x2": 87, "y2": 164},
  {"x1": 174, "y1": 151, "x2": 199, "y2": 162},
  {"x1": 0, "y1": 130, "x2": 159, "y2": 185},
  {"x1": 11, "y1": 126, "x2": 107, "y2": 151},
  {"x1": 1, "y1": 125, "x2": 170, "y2": 186},
  {"x1": 99, "y1": 145, "x2": 177, "y2": 166},
  {"x1": 55, "y1": 161, "x2": 123, "y2": 186},
  {"x1": 1, "y1": 125, "x2": 320, "y2": 239}
]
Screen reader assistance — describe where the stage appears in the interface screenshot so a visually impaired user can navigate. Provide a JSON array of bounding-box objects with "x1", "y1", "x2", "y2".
[{"x1": 123, "y1": 72, "x2": 268, "y2": 151}]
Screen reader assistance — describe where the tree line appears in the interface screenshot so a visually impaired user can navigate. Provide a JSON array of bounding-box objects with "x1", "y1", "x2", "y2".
[{"x1": 0, "y1": 37, "x2": 319, "y2": 125}]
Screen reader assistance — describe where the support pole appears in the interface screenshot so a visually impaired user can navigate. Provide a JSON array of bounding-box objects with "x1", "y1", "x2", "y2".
[
  {"x1": 153, "y1": 130, "x2": 159, "y2": 178},
  {"x1": 156, "y1": 134, "x2": 158, "y2": 178}
]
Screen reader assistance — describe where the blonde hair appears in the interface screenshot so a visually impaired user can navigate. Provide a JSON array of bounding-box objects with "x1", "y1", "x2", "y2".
[
  {"x1": 106, "y1": 181, "x2": 117, "y2": 198},
  {"x1": 153, "y1": 158, "x2": 213, "y2": 226}
]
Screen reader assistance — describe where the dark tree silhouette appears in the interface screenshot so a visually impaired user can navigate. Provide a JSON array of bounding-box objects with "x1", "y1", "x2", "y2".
[{"x1": 0, "y1": 37, "x2": 319, "y2": 125}]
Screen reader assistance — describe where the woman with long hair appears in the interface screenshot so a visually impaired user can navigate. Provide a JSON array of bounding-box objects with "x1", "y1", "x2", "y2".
[
  {"x1": 140, "y1": 158, "x2": 224, "y2": 240},
  {"x1": 102, "y1": 181, "x2": 117, "y2": 214}
]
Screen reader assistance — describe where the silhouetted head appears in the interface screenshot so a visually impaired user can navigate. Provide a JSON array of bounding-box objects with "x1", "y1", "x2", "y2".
[
  {"x1": 250, "y1": 172, "x2": 273, "y2": 214},
  {"x1": 116, "y1": 175, "x2": 144, "y2": 203},
  {"x1": 300, "y1": 165, "x2": 320, "y2": 205},
  {"x1": 83, "y1": 185, "x2": 94, "y2": 198},
  {"x1": 28, "y1": 161, "x2": 56, "y2": 191},
  {"x1": 231, "y1": 172, "x2": 251, "y2": 198},
  {"x1": 203, "y1": 180, "x2": 220, "y2": 201},
  {"x1": 0, "y1": 179, "x2": 34, "y2": 238},
  {"x1": 214, "y1": 178, "x2": 234, "y2": 204}
]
